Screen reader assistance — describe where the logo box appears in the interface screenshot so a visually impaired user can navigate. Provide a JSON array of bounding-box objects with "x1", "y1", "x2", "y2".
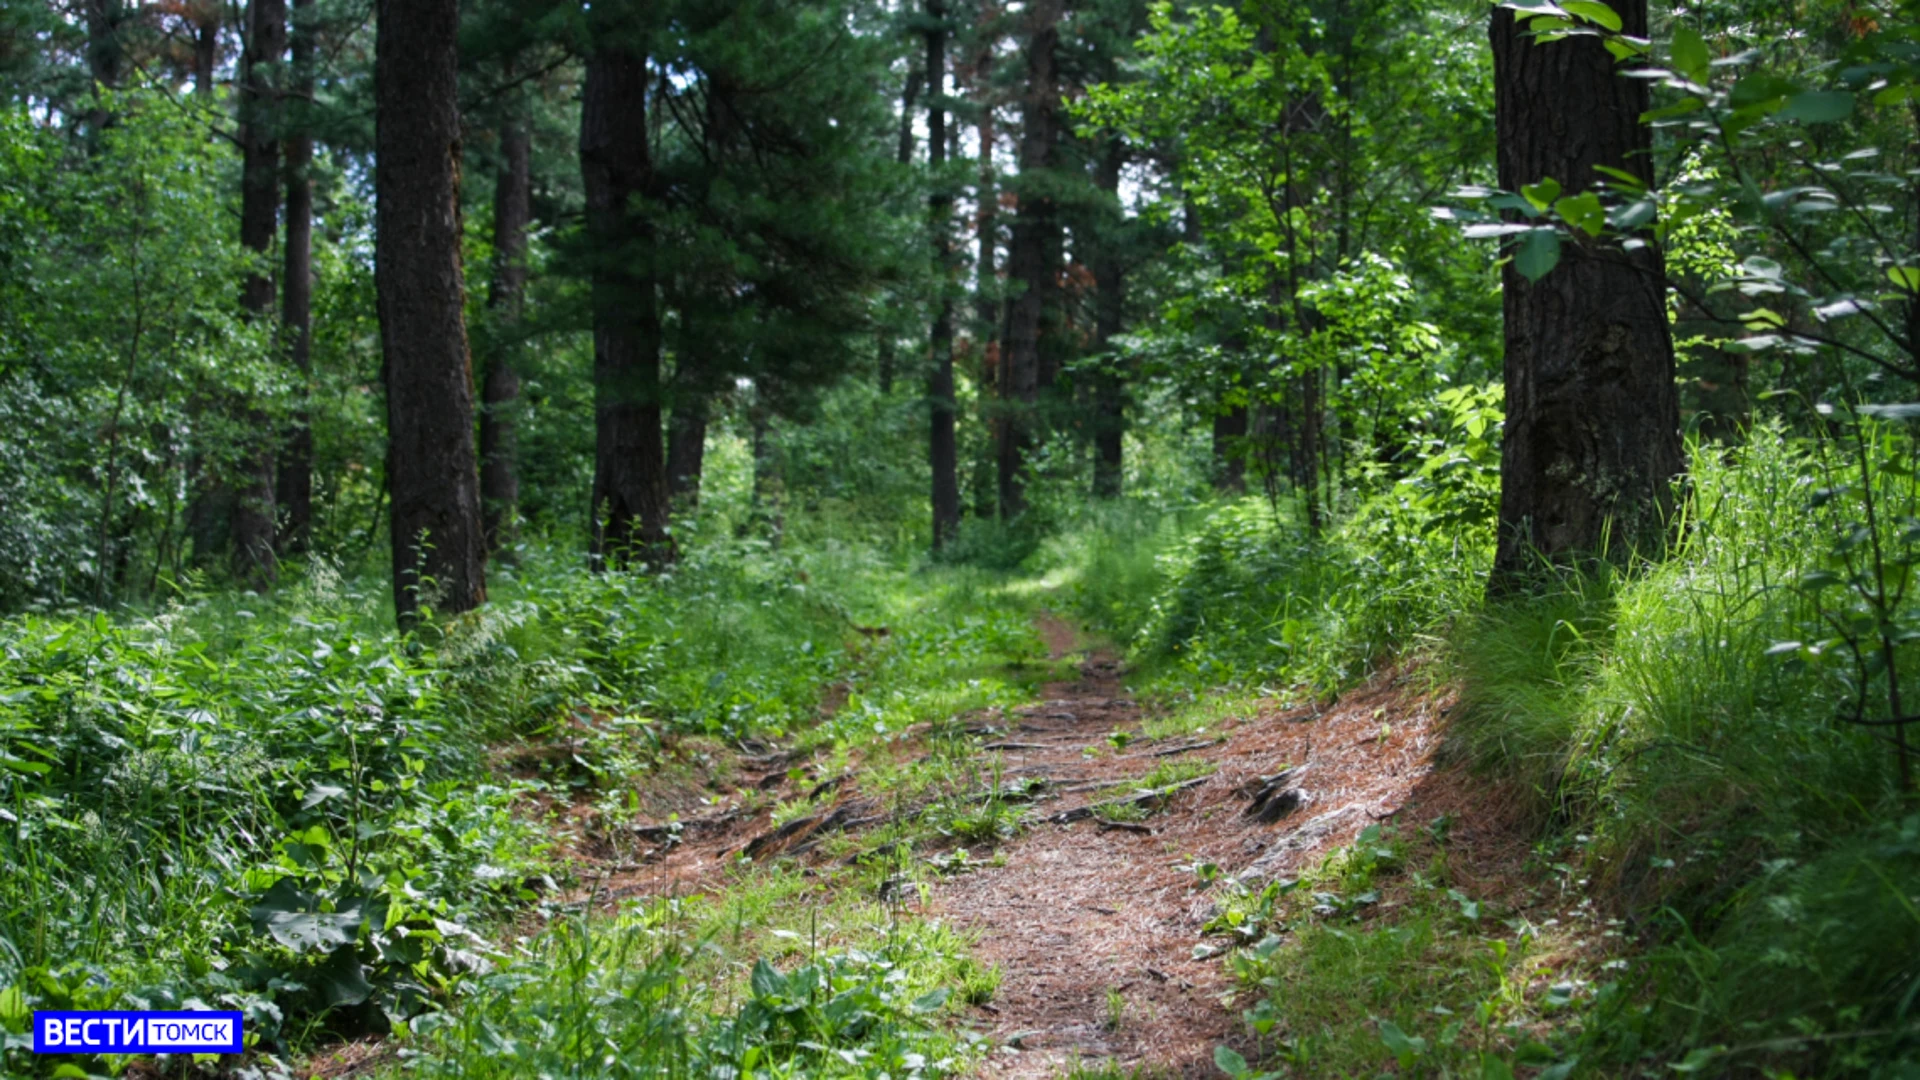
[{"x1": 33, "y1": 1010, "x2": 245, "y2": 1054}]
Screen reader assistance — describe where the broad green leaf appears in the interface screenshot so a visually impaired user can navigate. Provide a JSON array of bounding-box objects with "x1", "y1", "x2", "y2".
[
  {"x1": 318, "y1": 944, "x2": 373, "y2": 1007},
  {"x1": 1778, "y1": 90, "x2": 1854, "y2": 124},
  {"x1": 1671, "y1": 25, "x2": 1709, "y2": 84},
  {"x1": 1728, "y1": 74, "x2": 1798, "y2": 107},
  {"x1": 1643, "y1": 96, "x2": 1705, "y2": 121},
  {"x1": 1562, "y1": 0, "x2": 1621, "y2": 31},
  {"x1": 1889, "y1": 266, "x2": 1920, "y2": 292},
  {"x1": 1213, "y1": 1045, "x2": 1250, "y2": 1077},
  {"x1": 1520, "y1": 177, "x2": 1562, "y2": 211},
  {"x1": 1555, "y1": 191, "x2": 1606, "y2": 236},
  {"x1": 1515, "y1": 228, "x2": 1561, "y2": 282}
]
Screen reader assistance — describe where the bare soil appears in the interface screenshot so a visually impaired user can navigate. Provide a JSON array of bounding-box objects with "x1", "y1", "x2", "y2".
[{"x1": 542, "y1": 613, "x2": 1498, "y2": 1078}]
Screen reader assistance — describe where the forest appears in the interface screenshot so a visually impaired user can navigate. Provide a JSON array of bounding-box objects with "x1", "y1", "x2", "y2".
[{"x1": 2, "y1": 0, "x2": 1919, "y2": 1075}]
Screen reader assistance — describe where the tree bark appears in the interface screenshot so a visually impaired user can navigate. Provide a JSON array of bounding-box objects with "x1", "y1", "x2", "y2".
[
  {"x1": 878, "y1": 62, "x2": 925, "y2": 396},
  {"x1": 666, "y1": 382, "x2": 709, "y2": 507},
  {"x1": 276, "y1": 0, "x2": 314, "y2": 555},
  {"x1": 192, "y1": 2, "x2": 219, "y2": 98},
  {"x1": 973, "y1": 19, "x2": 997, "y2": 345},
  {"x1": 1090, "y1": 137, "x2": 1126, "y2": 499},
  {"x1": 376, "y1": 0, "x2": 487, "y2": 624},
  {"x1": 926, "y1": 0, "x2": 962, "y2": 550},
  {"x1": 1212, "y1": 405, "x2": 1247, "y2": 493},
  {"x1": 480, "y1": 108, "x2": 530, "y2": 553},
  {"x1": 233, "y1": 0, "x2": 286, "y2": 588},
  {"x1": 1489, "y1": 2, "x2": 1683, "y2": 585},
  {"x1": 581, "y1": 42, "x2": 674, "y2": 569},
  {"x1": 996, "y1": 0, "x2": 1060, "y2": 519}
]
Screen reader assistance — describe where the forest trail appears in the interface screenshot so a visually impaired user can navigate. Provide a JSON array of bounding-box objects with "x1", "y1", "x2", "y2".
[{"x1": 556, "y1": 613, "x2": 1466, "y2": 1078}]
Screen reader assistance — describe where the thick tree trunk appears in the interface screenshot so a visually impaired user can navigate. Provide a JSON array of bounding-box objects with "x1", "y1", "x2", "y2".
[
  {"x1": 480, "y1": 110, "x2": 530, "y2": 553},
  {"x1": 665, "y1": 385, "x2": 709, "y2": 507},
  {"x1": 581, "y1": 44, "x2": 674, "y2": 569},
  {"x1": 1090, "y1": 137, "x2": 1126, "y2": 499},
  {"x1": 376, "y1": 0, "x2": 487, "y2": 624},
  {"x1": 276, "y1": 0, "x2": 314, "y2": 555},
  {"x1": 1489, "y1": 3, "x2": 1682, "y2": 585},
  {"x1": 83, "y1": 0, "x2": 125, "y2": 132},
  {"x1": 927, "y1": 0, "x2": 961, "y2": 549},
  {"x1": 232, "y1": 0, "x2": 286, "y2": 589},
  {"x1": 996, "y1": 0, "x2": 1060, "y2": 519}
]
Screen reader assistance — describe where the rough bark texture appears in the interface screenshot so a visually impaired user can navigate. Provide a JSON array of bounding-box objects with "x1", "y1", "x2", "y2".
[
  {"x1": 996, "y1": 0, "x2": 1060, "y2": 519},
  {"x1": 1090, "y1": 138, "x2": 1126, "y2": 499},
  {"x1": 927, "y1": 0, "x2": 962, "y2": 550},
  {"x1": 581, "y1": 44, "x2": 674, "y2": 569},
  {"x1": 276, "y1": 0, "x2": 314, "y2": 555},
  {"x1": 376, "y1": 0, "x2": 487, "y2": 624},
  {"x1": 233, "y1": 0, "x2": 286, "y2": 588},
  {"x1": 1490, "y1": 3, "x2": 1683, "y2": 584},
  {"x1": 480, "y1": 111, "x2": 530, "y2": 553}
]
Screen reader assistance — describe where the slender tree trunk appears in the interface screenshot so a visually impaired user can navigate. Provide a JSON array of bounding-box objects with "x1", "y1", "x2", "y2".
[
  {"x1": 276, "y1": 0, "x2": 314, "y2": 555},
  {"x1": 666, "y1": 384, "x2": 709, "y2": 507},
  {"x1": 927, "y1": 0, "x2": 961, "y2": 548},
  {"x1": 232, "y1": 0, "x2": 286, "y2": 589},
  {"x1": 1489, "y1": 1, "x2": 1682, "y2": 586},
  {"x1": 480, "y1": 105, "x2": 530, "y2": 553},
  {"x1": 1090, "y1": 137, "x2": 1126, "y2": 499},
  {"x1": 973, "y1": 17, "x2": 997, "y2": 343},
  {"x1": 878, "y1": 63, "x2": 924, "y2": 396},
  {"x1": 192, "y1": 2, "x2": 219, "y2": 98},
  {"x1": 581, "y1": 42, "x2": 674, "y2": 569},
  {"x1": 996, "y1": 0, "x2": 1060, "y2": 519},
  {"x1": 1212, "y1": 405, "x2": 1247, "y2": 493},
  {"x1": 376, "y1": 0, "x2": 487, "y2": 624}
]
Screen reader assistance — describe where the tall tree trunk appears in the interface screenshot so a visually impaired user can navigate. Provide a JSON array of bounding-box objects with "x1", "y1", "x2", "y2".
[
  {"x1": 83, "y1": 0, "x2": 125, "y2": 132},
  {"x1": 192, "y1": 2, "x2": 219, "y2": 98},
  {"x1": 376, "y1": 0, "x2": 487, "y2": 624},
  {"x1": 232, "y1": 0, "x2": 286, "y2": 589},
  {"x1": 996, "y1": 0, "x2": 1060, "y2": 519},
  {"x1": 1212, "y1": 405, "x2": 1246, "y2": 493},
  {"x1": 480, "y1": 105, "x2": 530, "y2": 553},
  {"x1": 927, "y1": 0, "x2": 961, "y2": 549},
  {"x1": 749, "y1": 397, "x2": 784, "y2": 546},
  {"x1": 665, "y1": 381, "x2": 709, "y2": 507},
  {"x1": 581, "y1": 43, "x2": 674, "y2": 569},
  {"x1": 973, "y1": 14, "x2": 997, "y2": 344},
  {"x1": 878, "y1": 63, "x2": 924, "y2": 395},
  {"x1": 276, "y1": 0, "x2": 314, "y2": 555},
  {"x1": 1090, "y1": 137, "x2": 1126, "y2": 499},
  {"x1": 1489, "y1": 2, "x2": 1682, "y2": 586}
]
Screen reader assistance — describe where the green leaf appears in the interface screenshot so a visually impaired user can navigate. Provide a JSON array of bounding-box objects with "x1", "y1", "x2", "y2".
[
  {"x1": 1643, "y1": 96, "x2": 1705, "y2": 121},
  {"x1": 1671, "y1": 25, "x2": 1710, "y2": 84},
  {"x1": 1379, "y1": 1019, "x2": 1429, "y2": 1059},
  {"x1": 1729, "y1": 74, "x2": 1798, "y2": 108},
  {"x1": 750, "y1": 958, "x2": 787, "y2": 1000},
  {"x1": 317, "y1": 944, "x2": 373, "y2": 1008},
  {"x1": 1521, "y1": 177, "x2": 1562, "y2": 211},
  {"x1": 1515, "y1": 228, "x2": 1562, "y2": 282},
  {"x1": 1562, "y1": 0, "x2": 1621, "y2": 31},
  {"x1": 1888, "y1": 266, "x2": 1920, "y2": 292},
  {"x1": 912, "y1": 988, "x2": 951, "y2": 1012},
  {"x1": 1555, "y1": 191, "x2": 1606, "y2": 236},
  {"x1": 1778, "y1": 91, "x2": 1854, "y2": 124},
  {"x1": 1213, "y1": 1045, "x2": 1250, "y2": 1077}
]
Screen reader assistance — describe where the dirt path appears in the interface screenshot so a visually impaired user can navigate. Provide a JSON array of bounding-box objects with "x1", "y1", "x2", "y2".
[{"x1": 559, "y1": 612, "x2": 1458, "y2": 1078}]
